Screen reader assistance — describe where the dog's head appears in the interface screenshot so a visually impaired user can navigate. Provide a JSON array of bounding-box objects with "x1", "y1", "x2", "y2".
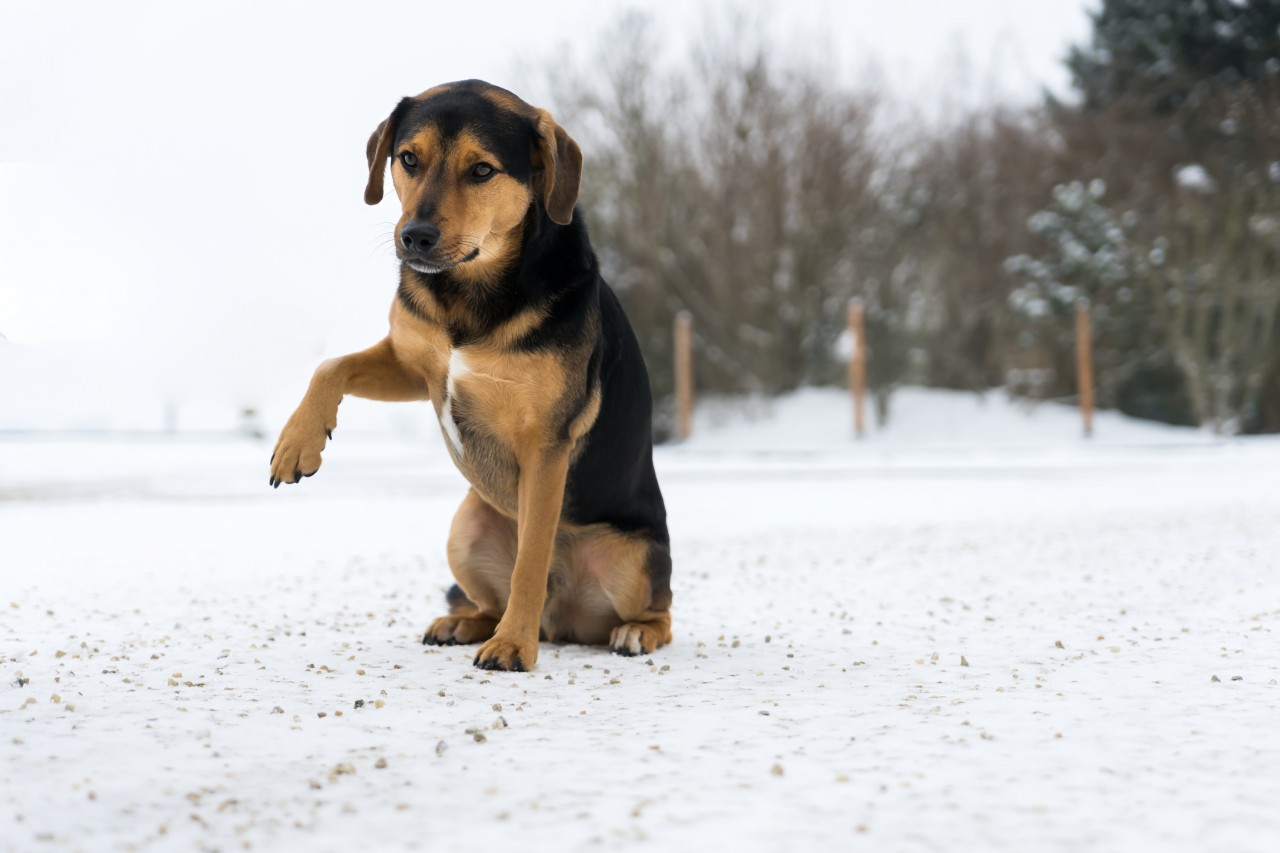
[{"x1": 364, "y1": 80, "x2": 582, "y2": 280}]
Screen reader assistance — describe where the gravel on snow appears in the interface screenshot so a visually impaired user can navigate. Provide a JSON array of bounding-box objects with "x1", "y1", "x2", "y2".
[{"x1": 3, "y1": 392, "x2": 1279, "y2": 851}]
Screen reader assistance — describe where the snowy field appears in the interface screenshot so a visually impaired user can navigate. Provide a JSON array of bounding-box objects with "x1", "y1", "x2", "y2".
[{"x1": 3, "y1": 388, "x2": 1279, "y2": 852}]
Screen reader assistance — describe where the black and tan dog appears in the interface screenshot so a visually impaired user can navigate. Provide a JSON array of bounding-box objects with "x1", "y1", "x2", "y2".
[{"x1": 269, "y1": 80, "x2": 672, "y2": 672}]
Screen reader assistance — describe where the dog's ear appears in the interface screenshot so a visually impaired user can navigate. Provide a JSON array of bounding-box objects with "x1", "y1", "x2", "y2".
[
  {"x1": 364, "y1": 98, "x2": 412, "y2": 205},
  {"x1": 532, "y1": 109, "x2": 583, "y2": 226}
]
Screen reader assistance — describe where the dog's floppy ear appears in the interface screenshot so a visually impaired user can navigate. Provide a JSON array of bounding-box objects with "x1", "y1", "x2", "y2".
[
  {"x1": 532, "y1": 109, "x2": 583, "y2": 226},
  {"x1": 364, "y1": 98, "x2": 413, "y2": 205}
]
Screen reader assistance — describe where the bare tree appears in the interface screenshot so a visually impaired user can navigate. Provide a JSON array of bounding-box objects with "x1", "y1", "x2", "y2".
[
  {"x1": 1145, "y1": 184, "x2": 1280, "y2": 432},
  {"x1": 542, "y1": 13, "x2": 884, "y2": 433}
]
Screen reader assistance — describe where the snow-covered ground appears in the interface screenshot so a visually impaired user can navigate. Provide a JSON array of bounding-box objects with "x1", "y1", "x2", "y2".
[{"x1": 3, "y1": 388, "x2": 1278, "y2": 852}]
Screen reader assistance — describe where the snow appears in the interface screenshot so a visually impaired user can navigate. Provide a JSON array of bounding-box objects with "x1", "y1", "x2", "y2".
[
  {"x1": 3, "y1": 388, "x2": 1279, "y2": 851},
  {"x1": 1175, "y1": 164, "x2": 1217, "y2": 194}
]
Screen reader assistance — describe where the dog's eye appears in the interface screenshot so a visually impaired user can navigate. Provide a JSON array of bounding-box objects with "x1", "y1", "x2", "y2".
[
  {"x1": 399, "y1": 152, "x2": 418, "y2": 170},
  {"x1": 470, "y1": 163, "x2": 495, "y2": 180}
]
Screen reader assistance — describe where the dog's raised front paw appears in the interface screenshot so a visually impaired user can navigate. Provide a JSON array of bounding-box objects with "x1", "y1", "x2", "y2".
[{"x1": 269, "y1": 409, "x2": 334, "y2": 488}]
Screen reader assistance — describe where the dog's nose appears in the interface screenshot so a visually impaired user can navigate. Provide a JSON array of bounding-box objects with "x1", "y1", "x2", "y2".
[{"x1": 401, "y1": 222, "x2": 440, "y2": 252}]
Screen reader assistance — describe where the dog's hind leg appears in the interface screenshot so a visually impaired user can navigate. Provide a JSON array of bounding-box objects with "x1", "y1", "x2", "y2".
[
  {"x1": 576, "y1": 529, "x2": 673, "y2": 657},
  {"x1": 423, "y1": 490, "x2": 513, "y2": 646}
]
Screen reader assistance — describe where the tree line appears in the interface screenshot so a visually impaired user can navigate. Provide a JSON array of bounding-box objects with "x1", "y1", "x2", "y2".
[{"x1": 544, "y1": 2, "x2": 1280, "y2": 437}]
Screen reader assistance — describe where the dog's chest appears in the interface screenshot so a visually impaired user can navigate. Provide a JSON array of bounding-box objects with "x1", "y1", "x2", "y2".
[
  {"x1": 431, "y1": 343, "x2": 568, "y2": 511},
  {"x1": 437, "y1": 348, "x2": 471, "y2": 458}
]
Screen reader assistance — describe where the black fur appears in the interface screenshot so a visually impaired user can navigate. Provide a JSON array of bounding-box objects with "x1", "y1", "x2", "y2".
[{"x1": 394, "y1": 81, "x2": 536, "y2": 185}]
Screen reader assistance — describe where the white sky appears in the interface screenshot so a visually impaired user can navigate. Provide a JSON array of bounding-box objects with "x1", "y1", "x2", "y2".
[{"x1": 0, "y1": 0, "x2": 1094, "y2": 420}]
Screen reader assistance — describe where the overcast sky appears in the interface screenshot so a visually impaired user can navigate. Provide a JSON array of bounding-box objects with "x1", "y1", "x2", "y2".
[{"x1": 0, "y1": 0, "x2": 1094, "y2": 427}]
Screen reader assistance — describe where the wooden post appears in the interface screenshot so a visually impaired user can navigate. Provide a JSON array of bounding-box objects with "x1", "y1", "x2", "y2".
[
  {"x1": 674, "y1": 310, "x2": 694, "y2": 441},
  {"x1": 848, "y1": 298, "x2": 866, "y2": 438},
  {"x1": 1076, "y1": 298, "x2": 1094, "y2": 438}
]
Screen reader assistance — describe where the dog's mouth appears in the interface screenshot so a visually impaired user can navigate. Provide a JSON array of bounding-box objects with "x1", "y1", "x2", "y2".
[{"x1": 401, "y1": 247, "x2": 481, "y2": 275}]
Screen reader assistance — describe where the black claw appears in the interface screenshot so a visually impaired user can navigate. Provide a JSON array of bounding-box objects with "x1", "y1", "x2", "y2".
[
  {"x1": 269, "y1": 476, "x2": 274, "y2": 487},
  {"x1": 326, "y1": 429, "x2": 333, "y2": 440},
  {"x1": 273, "y1": 480, "x2": 280, "y2": 489},
  {"x1": 293, "y1": 469, "x2": 301, "y2": 483},
  {"x1": 473, "y1": 652, "x2": 524, "y2": 672},
  {"x1": 303, "y1": 470, "x2": 316, "y2": 479},
  {"x1": 270, "y1": 452, "x2": 275, "y2": 463}
]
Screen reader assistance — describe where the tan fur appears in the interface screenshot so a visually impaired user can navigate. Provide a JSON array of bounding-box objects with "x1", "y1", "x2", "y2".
[
  {"x1": 479, "y1": 88, "x2": 525, "y2": 113},
  {"x1": 270, "y1": 338, "x2": 428, "y2": 484},
  {"x1": 390, "y1": 127, "x2": 531, "y2": 287},
  {"x1": 365, "y1": 121, "x2": 394, "y2": 204},
  {"x1": 440, "y1": 491, "x2": 671, "y2": 655},
  {"x1": 531, "y1": 109, "x2": 582, "y2": 226}
]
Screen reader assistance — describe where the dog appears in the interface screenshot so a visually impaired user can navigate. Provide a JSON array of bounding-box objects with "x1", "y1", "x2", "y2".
[{"x1": 269, "y1": 80, "x2": 672, "y2": 672}]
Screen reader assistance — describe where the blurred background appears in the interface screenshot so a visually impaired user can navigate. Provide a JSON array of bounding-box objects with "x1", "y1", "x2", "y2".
[{"x1": 2, "y1": 0, "x2": 1278, "y2": 440}]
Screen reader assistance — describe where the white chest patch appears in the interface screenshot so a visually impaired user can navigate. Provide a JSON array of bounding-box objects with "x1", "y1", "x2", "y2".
[{"x1": 440, "y1": 348, "x2": 470, "y2": 457}]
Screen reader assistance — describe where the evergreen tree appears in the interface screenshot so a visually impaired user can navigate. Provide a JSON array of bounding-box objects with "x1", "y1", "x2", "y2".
[
  {"x1": 1005, "y1": 181, "x2": 1160, "y2": 410},
  {"x1": 1068, "y1": 0, "x2": 1280, "y2": 114}
]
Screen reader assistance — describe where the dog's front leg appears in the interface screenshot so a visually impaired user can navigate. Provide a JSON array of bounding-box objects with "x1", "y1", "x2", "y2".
[
  {"x1": 269, "y1": 337, "x2": 427, "y2": 486},
  {"x1": 473, "y1": 448, "x2": 570, "y2": 671}
]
